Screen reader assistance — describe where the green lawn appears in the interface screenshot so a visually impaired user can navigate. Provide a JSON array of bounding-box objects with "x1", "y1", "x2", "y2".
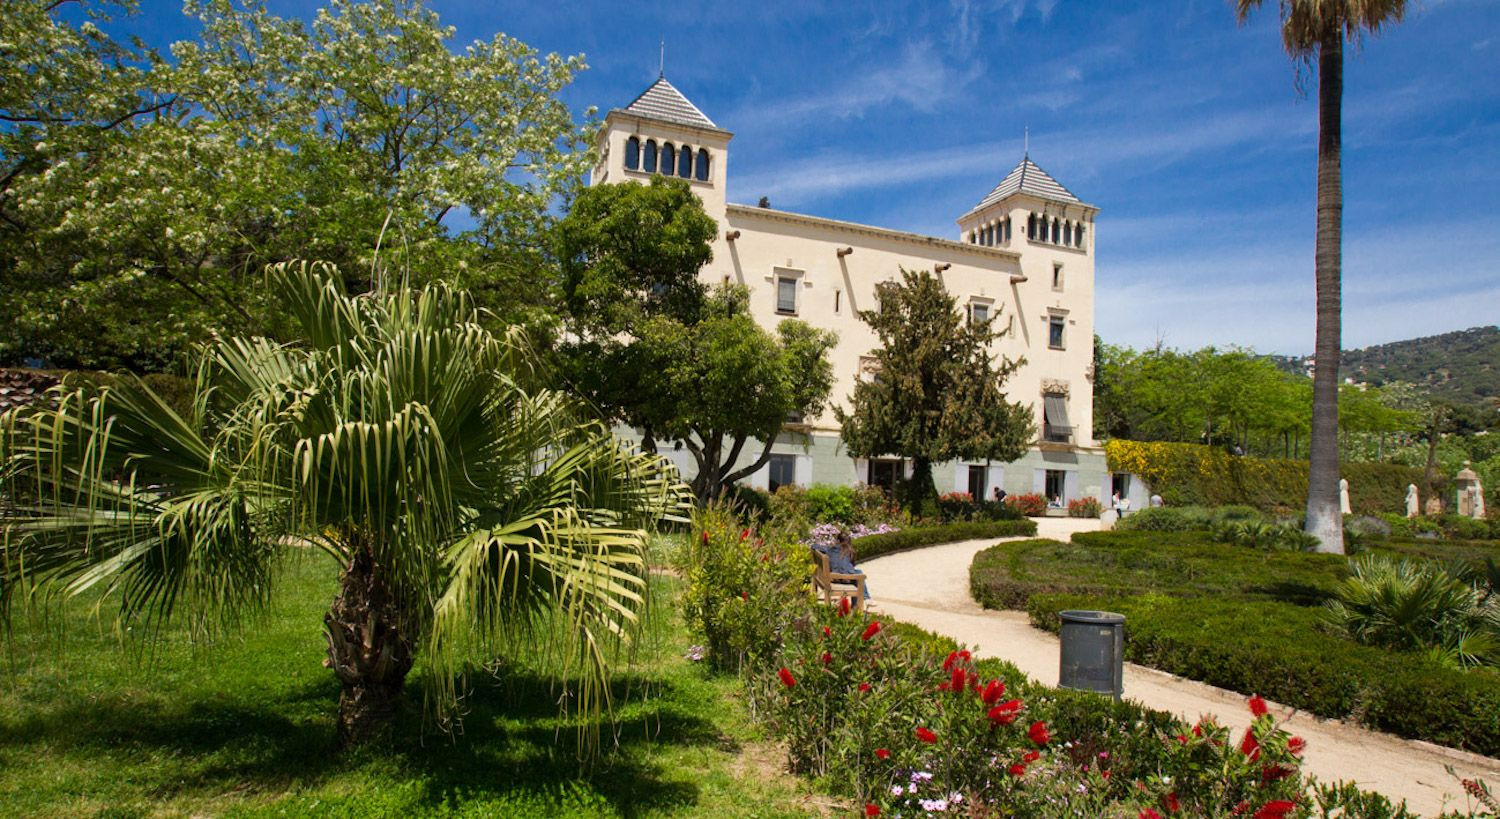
[{"x1": 0, "y1": 556, "x2": 816, "y2": 818}]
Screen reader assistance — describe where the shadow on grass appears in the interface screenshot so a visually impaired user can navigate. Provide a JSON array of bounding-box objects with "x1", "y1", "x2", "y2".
[
  {"x1": 1249, "y1": 580, "x2": 1334, "y2": 606},
  {"x1": 0, "y1": 666, "x2": 720, "y2": 815}
]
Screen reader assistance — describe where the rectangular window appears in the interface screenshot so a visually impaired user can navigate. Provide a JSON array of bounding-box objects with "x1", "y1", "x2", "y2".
[
  {"x1": 1043, "y1": 393, "x2": 1072, "y2": 443},
  {"x1": 1044, "y1": 469, "x2": 1066, "y2": 505},
  {"x1": 970, "y1": 302, "x2": 989, "y2": 325},
  {"x1": 1048, "y1": 315, "x2": 1066, "y2": 349},
  {"x1": 768, "y1": 454, "x2": 796, "y2": 492},
  {"x1": 1052, "y1": 264, "x2": 1064, "y2": 290},
  {"x1": 868, "y1": 459, "x2": 901, "y2": 492},
  {"x1": 1112, "y1": 473, "x2": 1131, "y2": 499},
  {"x1": 967, "y1": 465, "x2": 987, "y2": 500},
  {"x1": 776, "y1": 277, "x2": 797, "y2": 314}
]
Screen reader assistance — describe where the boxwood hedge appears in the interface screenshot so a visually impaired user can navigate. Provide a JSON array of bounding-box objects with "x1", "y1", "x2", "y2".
[{"x1": 854, "y1": 519, "x2": 1037, "y2": 561}]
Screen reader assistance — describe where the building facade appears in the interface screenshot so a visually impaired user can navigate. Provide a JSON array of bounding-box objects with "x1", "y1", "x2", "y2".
[{"x1": 592, "y1": 76, "x2": 1106, "y2": 504}]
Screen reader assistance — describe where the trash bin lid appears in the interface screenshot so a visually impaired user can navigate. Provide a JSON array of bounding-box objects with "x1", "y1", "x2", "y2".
[{"x1": 1059, "y1": 609, "x2": 1125, "y2": 625}]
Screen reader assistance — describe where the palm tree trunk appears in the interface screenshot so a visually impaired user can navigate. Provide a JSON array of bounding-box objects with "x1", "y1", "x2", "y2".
[
  {"x1": 325, "y1": 538, "x2": 416, "y2": 747},
  {"x1": 1305, "y1": 29, "x2": 1345, "y2": 555}
]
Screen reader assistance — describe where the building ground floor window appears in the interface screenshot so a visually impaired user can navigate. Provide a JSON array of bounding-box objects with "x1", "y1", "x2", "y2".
[
  {"x1": 1044, "y1": 469, "x2": 1066, "y2": 506},
  {"x1": 768, "y1": 454, "x2": 796, "y2": 492},
  {"x1": 967, "y1": 464, "x2": 987, "y2": 499},
  {"x1": 868, "y1": 458, "x2": 902, "y2": 492}
]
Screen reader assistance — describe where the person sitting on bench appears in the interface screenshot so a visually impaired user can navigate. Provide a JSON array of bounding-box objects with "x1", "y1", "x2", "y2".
[{"x1": 812, "y1": 530, "x2": 870, "y2": 601}]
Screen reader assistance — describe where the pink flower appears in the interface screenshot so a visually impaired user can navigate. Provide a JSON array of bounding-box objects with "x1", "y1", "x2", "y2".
[
  {"x1": 861, "y1": 621, "x2": 882, "y2": 641},
  {"x1": 1028, "y1": 720, "x2": 1051, "y2": 746},
  {"x1": 778, "y1": 667, "x2": 796, "y2": 688},
  {"x1": 915, "y1": 726, "x2": 937, "y2": 744},
  {"x1": 1249, "y1": 694, "x2": 1268, "y2": 718}
]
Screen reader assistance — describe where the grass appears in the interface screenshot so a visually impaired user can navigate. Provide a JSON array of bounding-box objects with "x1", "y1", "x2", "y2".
[{"x1": 0, "y1": 554, "x2": 817, "y2": 818}]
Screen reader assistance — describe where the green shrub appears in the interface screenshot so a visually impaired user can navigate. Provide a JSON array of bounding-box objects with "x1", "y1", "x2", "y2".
[
  {"x1": 1105, "y1": 439, "x2": 1433, "y2": 514},
  {"x1": 1005, "y1": 492, "x2": 1047, "y2": 516},
  {"x1": 1067, "y1": 496, "x2": 1102, "y2": 518},
  {"x1": 852, "y1": 519, "x2": 1037, "y2": 561},
  {"x1": 724, "y1": 483, "x2": 771, "y2": 521},
  {"x1": 1323, "y1": 556, "x2": 1500, "y2": 669},
  {"x1": 804, "y1": 483, "x2": 855, "y2": 524},
  {"x1": 678, "y1": 505, "x2": 814, "y2": 672},
  {"x1": 1209, "y1": 519, "x2": 1319, "y2": 552}
]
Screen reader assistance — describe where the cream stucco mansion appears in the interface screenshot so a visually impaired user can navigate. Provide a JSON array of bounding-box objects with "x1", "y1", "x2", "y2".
[{"x1": 593, "y1": 76, "x2": 1109, "y2": 505}]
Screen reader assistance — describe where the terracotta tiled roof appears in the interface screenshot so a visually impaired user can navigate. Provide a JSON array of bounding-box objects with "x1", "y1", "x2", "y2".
[{"x1": 618, "y1": 76, "x2": 718, "y2": 129}]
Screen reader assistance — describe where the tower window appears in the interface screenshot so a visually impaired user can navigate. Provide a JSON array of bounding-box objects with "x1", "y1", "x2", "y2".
[
  {"x1": 625, "y1": 137, "x2": 640, "y2": 170},
  {"x1": 696, "y1": 148, "x2": 710, "y2": 181},
  {"x1": 662, "y1": 143, "x2": 676, "y2": 175},
  {"x1": 1048, "y1": 315, "x2": 1066, "y2": 349},
  {"x1": 678, "y1": 144, "x2": 693, "y2": 177},
  {"x1": 644, "y1": 140, "x2": 658, "y2": 172},
  {"x1": 1052, "y1": 264, "x2": 1064, "y2": 290},
  {"x1": 1027, "y1": 213, "x2": 1037, "y2": 240},
  {"x1": 1051, "y1": 218, "x2": 1060, "y2": 244},
  {"x1": 776, "y1": 276, "x2": 798, "y2": 314},
  {"x1": 1076, "y1": 224, "x2": 1085, "y2": 249},
  {"x1": 970, "y1": 301, "x2": 990, "y2": 325}
]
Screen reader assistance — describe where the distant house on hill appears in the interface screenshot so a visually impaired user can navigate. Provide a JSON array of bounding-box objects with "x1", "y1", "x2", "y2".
[{"x1": 592, "y1": 76, "x2": 1106, "y2": 504}]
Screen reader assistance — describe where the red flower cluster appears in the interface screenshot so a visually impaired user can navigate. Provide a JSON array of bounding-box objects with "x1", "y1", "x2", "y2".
[
  {"x1": 838, "y1": 596, "x2": 852, "y2": 617},
  {"x1": 1140, "y1": 810, "x2": 1163, "y2": 819},
  {"x1": 858, "y1": 682, "x2": 871, "y2": 693},
  {"x1": 942, "y1": 650, "x2": 972, "y2": 671},
  {"x1": 1163, "y1": 792, "x2": 1180, "y2": 813},
  {"x1": 1239, "y1": 730, "x2": 1260, "y2": 762},
  {"x1": 915, "y1": 726, "x2": 938, "y2": 744},
  {"x1": 874, "y1": 748, "x2": 890, "y2": 759},
  {"x1": 987, "y1": 699, "x2": 1023, "y2": 726},
  {"x1": 1008, "y1": 763, "x2": 1027, "y2": 777},
  {"x1": 861, "y1": 620, "x2": 882, "y2": 641},
  {"x1": 981, "y1": 679, "x2": 1006, "y2": 705},
  {"x1": 820, "y1": 651, "x2": 832, "y2": 665},
  {"x1": 1027, "y1": 720, "x2": 1051, "y2": 746},
  {"x1": 1252, "y1": 800, "x2": 1296, "y2": 819},
  {"x1": 864, "y1": 804, "x2": 880, "y2": 816},
  {"x1": 1249, "y1": 694, "x2": 1268, "y2": 718},
  {"x1": 778, "y1": 667, "x2": 796, "y2": 688},
  {"x1": 1287, "y1": 736, "x2": 1306, "y2": 757}
]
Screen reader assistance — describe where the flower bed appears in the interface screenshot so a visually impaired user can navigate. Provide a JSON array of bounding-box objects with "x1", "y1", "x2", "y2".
[{"x1": 852, "y1": 519, "x2": 1037, "y2": 561}]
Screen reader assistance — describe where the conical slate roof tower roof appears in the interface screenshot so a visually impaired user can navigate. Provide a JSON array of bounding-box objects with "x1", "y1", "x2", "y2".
[
  {"x1": 618, "y1": 76, "x2": 718, "y2": 129},
  {"x1": 971, "y1": 156, "x2": 1082, "y2": 211}
]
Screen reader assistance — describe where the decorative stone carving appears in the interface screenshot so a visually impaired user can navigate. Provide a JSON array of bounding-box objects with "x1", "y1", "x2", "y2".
[
  {"x1": 1405, "y1": 484, "x2": 1419, "y2": 518},
  {"x1": 857, "y1": 356, "x2": 881, "y2": 382},
  {"x1": 1040, "y1": 378, "x2": 1070, "y2": 397},
  {"x1": 1339, "y1": 478, "x2": 1351, "y2": 516}
]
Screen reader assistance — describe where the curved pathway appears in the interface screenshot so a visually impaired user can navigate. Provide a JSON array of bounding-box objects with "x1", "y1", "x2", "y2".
[{"x1": 860, "y1": 517, "x2": 1500, "y2": 817}]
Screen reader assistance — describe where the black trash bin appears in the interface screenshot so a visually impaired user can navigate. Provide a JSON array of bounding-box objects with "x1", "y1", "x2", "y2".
[{"x1": 1058, "y1": 609, "x2": 1125, "y2": 699}]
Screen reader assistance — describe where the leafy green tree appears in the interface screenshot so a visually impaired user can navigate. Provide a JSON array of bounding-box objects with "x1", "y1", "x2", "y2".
[
  {"x1": 837, "y1": 268, "x2": 1032, "y2": 512},
  {"x1": 2, "y1": 0, "x2": 590, "y2": 369},
  {"x1": 0, "y1": 262, "x2": 687, "y2": 747},
  {"x1": 556, "y1": 180, "x2": 835, "y2": 503},
  {"x1": 1236, "y1": 0, "x2": 1408, "y2": 553}
]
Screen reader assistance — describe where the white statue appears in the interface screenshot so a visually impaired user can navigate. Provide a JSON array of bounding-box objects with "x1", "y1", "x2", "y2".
[
  {"x1": 1405, "y1": 484, "x2": 1420, "y2": 518},
  {"x1": 1339, "y1": 478, "x2": 1351, "y2": 516},
  {"x1": 1476, "y1": 485, "x2": 1486, "y2": 519}
]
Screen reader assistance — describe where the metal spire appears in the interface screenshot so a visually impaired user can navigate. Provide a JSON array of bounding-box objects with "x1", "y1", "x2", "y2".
[{"x1": 659, "y1": 39, "x2": 665, "y2": 78}]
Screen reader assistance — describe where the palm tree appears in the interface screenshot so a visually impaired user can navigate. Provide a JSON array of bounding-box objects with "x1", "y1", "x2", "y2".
[
  {"x1": 0, "y1": 261, "x2": 688, "y2": 746},
  {"x1": 1235, "y1": 0, "x2": 1407, "y2": 554}
]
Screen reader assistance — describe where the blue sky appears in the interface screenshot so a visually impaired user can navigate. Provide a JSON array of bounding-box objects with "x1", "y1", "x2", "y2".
[{"x1": 119, "y1": 0, "x2": 1499, "y2": 355}]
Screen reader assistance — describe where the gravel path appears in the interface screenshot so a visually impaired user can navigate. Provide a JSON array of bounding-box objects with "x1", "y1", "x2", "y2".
[{"x1": 858, "y1": 518, "x2": 1500, "y2": 817}]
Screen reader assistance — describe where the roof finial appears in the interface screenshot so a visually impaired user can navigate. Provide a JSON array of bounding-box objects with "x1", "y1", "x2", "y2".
[
  {"x1": 659, "y1": 39, "x2": 665, "y2": 78},
  {"x1": 1024, "y1": 125, "x2": 1029, "y2": 159}
]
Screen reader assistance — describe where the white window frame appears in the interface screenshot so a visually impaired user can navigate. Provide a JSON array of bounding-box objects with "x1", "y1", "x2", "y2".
[
  {"x1": 773, "y1": 267, "x2": 803, "y2": 315},
  {"x1": 968, "y1": 297, "x2": 994, "y2": 326}
]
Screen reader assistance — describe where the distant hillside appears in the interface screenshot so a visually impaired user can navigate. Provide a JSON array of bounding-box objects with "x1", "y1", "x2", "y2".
[{"x1": 1343, "y1": 326, "x2": 1500, "y2": 409}]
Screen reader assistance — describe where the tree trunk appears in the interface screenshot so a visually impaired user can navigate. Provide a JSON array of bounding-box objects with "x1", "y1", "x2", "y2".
[
  {"x1": 1305, "y1": 29, "x2": 1345, "y2": 555},
  {"x1": 325, "y1": 539, "x2": 416, "y2": 747},
  {"x1": 906, "y1": 457, "x2": 937, "y2": 517}
]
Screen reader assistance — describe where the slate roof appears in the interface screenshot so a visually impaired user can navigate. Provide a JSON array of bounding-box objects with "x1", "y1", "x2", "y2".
[
  {"x1": 618, "y1": 76, "x2": 718, "y2": 129},
  {"x1": 971, "y1": 157, "x2": 1082, "y2": 211}
]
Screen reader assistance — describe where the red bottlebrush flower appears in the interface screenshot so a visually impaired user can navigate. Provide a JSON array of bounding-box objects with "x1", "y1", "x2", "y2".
[
  {"x1": 1175, "y1": 733, "x2": 1189, "y2": 745},
  {"x1": 865, "y1": 805, "x2": 881, "y2": 817},
  {"x1": 1023, "y1": 750, "x2": 1040, "y2": 763},
  {"x1": 740, "y1": 591, "x2": 748, "y2": 601},
  {"x1": 1192, "y1": 723, "x2": 1204, "y2": 738},
  {"x1": 1249, "y1": 694, "x2": 1268, "y2": 718},
  {"x1": 915, "y1": 726, "x2": 937, "y2": 744},
  {"x1": 875, "y1": 747, "x2": 890, "y2": 759},
  {"x1": 839, "y1": 596, "x2": 851, "y2": 617},
  {"x1": 822, "y1": 626, "x2": 831, "y2": 638},
  {"x1": 700, "y1": 530, "x2": 709, "y2": 545},
  {"x1": 1239, "y1": 731, "x2": 1261, "y2": 761},
  {"x1": 1252, "y1": 801, "x2": 1296, "y2": 819},
  {"x1": 861, "y1": 621, "x2": 882, "y2": 641},
  {"x1": 1231, "y1": 801, "x2": 1250, "y2": 816},
  {"x1": 778, "y1": 667, "x2": 796, "y2": 688},
  {"x1": 1140, "y1": 810, "x2": 1163, "y2": 819},
  {"x1": 1288, "y1": 736, "x2": 1306, "y2": 757},
  {"x1": 820, "y1": 651, "x2": 832, "y2": 665},
  {"x1": 859, "y1": 682, "x2": 872, "y2": 693},
  {"x1": 1101, "y1": 770, "x2": 1111, "y2": 780},
  {"x1": 1028, "y1": 720, "x2": 1051, "y2": 746},
  {"x1": 1164, "y1": 792, "x2": 1181, "y2": 813},
  {"x1": 1008, "y1": 763, "x2": 1027, "y2": 777},
  {"x1": 982, "y1": 678, "x2": 1006, "y2": 705},
  {"x1": 950, "y1": 666, "x2": 966, "y2": 693},
  {"x1": 987, "y1": 699, "x2": 1022, "y2": 726},
  {"x1": 1261, "y1": 764, "x2": 1292, "y2": 783},
  {"x1": 943, "y1": 650, "x2": 959, "y2": 671},
  {"x1": 740, "y1": 528, "x2": 750, "y2": 541}
]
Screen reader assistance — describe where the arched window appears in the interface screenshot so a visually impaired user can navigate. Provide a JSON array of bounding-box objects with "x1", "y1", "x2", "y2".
[
  {"x1": 662, "y1": 143, "x2": 676, "y2": 176},
  {"x1": 625, "y1": 137, "x2": 640, "y2": 170},
  {"x1": 696, "y1": 148, "x2": 710, "y2": 181},
  {"x1": 644, "y1": 140, "x2": 658, "y2": 172},
  {"x1": 1064, "y1": 221, "x2": 1073, "y2": 246},
  {"x1": 678, "y1": 144, "x2": 693, "y2": 177},
  {"x1": 1076, "y1": 224, "x2": 1085, "y2": 249},
  {"x1": 1051, "y1": 218, "x2": 1060, "y2": 244},
  {"x1": 1027, "y1": 213, "x2": 1037, "y2": 240},
  {"x1": 1004, "y1": 217, "x2": 1012, "y2": 242}
]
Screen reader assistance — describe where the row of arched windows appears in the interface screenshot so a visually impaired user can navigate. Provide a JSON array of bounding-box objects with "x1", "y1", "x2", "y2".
[
  {"x1": 1028, "y1": 213, "x2": 1086, "y2": 249},
  {"x1": 625, "y1": 136, "x2": 711, "y2": 182},
  {"x1": 969, "y1": 216, "x2": 1012, "y2": 247}
]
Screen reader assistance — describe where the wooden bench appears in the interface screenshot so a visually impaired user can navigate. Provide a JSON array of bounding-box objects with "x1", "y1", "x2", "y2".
[{"x1": 811, "y1": 547, "x2": 867, "y2": 612}]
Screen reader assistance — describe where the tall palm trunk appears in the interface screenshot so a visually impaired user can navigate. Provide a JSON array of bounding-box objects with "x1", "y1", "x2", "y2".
[
  {"x1": 325, "y1": 537, "x2": 416, "y2": 746},
  {"x1": 1305, "y1": 29, "x2": 1345, "y2": 554}
]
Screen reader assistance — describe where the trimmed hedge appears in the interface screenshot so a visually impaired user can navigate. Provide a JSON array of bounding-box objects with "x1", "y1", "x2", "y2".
[
  {"x1": 1026, "y1": 593, "x2": 1500, "y2": 758},
  {"x1": 854, "y1": 519, "x2": 1037, "y2": 561},
  {"x1": 1105, "y1": 440, "x2": 1433, "y2": 515}
]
